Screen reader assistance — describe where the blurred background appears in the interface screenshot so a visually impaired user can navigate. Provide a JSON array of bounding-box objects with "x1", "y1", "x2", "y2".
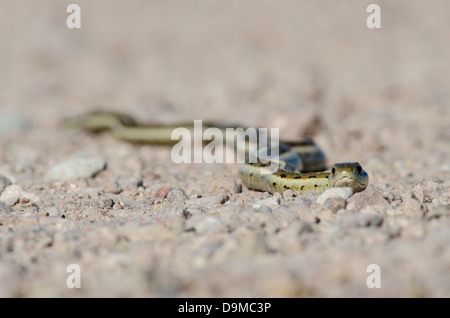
[{"x1": 1, "y1": 1, "x2": 449, "y2": 172}]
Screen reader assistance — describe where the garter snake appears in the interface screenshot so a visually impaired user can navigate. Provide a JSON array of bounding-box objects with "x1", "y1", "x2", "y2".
[{"x1": 65, "y1": 111, "x2": 369, "y2": 195}]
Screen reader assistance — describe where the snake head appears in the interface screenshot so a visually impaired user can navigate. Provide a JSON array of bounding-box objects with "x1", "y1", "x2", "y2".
[{"x1": 329, "y1": 162, "x2": 369, "y2": 193}]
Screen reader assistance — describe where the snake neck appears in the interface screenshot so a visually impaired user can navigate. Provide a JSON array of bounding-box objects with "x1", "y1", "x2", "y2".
[{"x1": 239, "y1": 165, "x2": 332, "y2": 194}]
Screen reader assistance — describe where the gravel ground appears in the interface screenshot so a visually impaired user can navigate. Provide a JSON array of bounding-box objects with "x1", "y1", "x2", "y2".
[{"x1": 0, "y1": 0, "x2": 449, "y2": 297}]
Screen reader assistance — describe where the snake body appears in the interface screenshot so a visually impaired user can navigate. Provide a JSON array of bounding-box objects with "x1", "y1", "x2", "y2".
[{"x1": 65, "y1": 111, "x2": 369, "y2": 195}]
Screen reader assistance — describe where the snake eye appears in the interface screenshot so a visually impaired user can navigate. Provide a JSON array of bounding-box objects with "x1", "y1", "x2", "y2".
[
  {"x1": 356, "y1": 164, "x2": 363, "y2": 175},
  {"x1": 331, "y1": 167, "x2": 336, "y2": 175}
]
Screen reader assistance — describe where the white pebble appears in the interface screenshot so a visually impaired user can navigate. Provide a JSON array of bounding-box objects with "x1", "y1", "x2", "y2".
[
  {"x1": 0, "y1": 184, "x2": 41, "y2": 206},
  {"x1": 253, "y1": 197, "x2": 280, "y2": 210},
  {"x1": 45, "y1": 157, "x2": 106, "y2": 181},
  {"x1": 0, "y1": 184, "x2": 23, "y2": 205},
  {"x1": 316, "y1": 187, "x2": 354, "y2": 205},
  {"x1": 186, "y1": 215, "x2": 222, "y2": 234}
]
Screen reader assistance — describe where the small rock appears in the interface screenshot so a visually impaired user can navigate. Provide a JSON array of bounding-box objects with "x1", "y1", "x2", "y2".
[
  {"x1": 99, "y1": 198, "x2": 114, "y2": 210},
  {"x1": 420, "y1": 180, "x2": 450, "y2": 205},
  {"x1": 346, "y1": 185, "x2": 388, "y2": 211},
  {"x1": 20, "y1": 191, "x2": 41, "y2": 206},
  {"x1": 282, "y1": 189, "x2": 294, "y2": 201},
  {"x1": 201, "y1": 174, "x2": 241, "y2": 196},
  {"x1": 0, "y1": 184, "x2": 40, "y2": 206},
  {"x1": 83, "y1": 207, "x2": 99, "y2": 219},
  {"x1": 421, "y1": 181, "x2": 439, "y2": 201},
  {"x1": 154, "y1": 186, "x2": 171, "y2": 199},
  {"x1": 0, "y1": 175, "x2": 12, "y2": 194},
  {"x1": 166, "y1": 215, "x2": 186, "y2": 233},
  {"x1": 185, "y1": 215, "x2": 223, "y2": 234},
  {"x1": 0, "y1": 201, "x2": 14, "y2": 214},
  {"x1": 117, "y1": 176, "x2": 143, "y2": 191},
  {"x1": 401, "y1": 190, "x2": 424, "y2": 218},
  {"x1": 412, "y1": 183, "x2": 424, "y2": 204},
  {"x1": 382, "y1": 189, "x2": 402, "y2": 203},
  {"x1": 67, "y1": 178, "x2": 89, "y2": 188},
  {"x1": 102, "y1": 181, "x2": 123, "y2": 194},
  {"x1": 254, "y1": 197, "x2": 280, "y2": 209},
  {"x1": 252, "y1": 203, "x2": 272, "y2": 214},
  {"x1": 317, "y1": 187, "x2": 353, "y2": 205},
  {"x1": 323, "y1": 197, "x2": 347, "y2": 213},
  {"x1": 45, "y1": 206, "x2": 60, "y2": 217},
  {"x1": 166, "y1": 188, "x2": 189, "y2": 202},
  {"x1": 426, "y1": 205, "x2": 449, "y2": 219},
  {"x1": 45, "y1": 157, "x2": 106, "y2": 182},
  {"x1": 169, "y1": 201, "x2": 188, "y2": 217},
  {"x1": 252, "y1": 196, "x2": 279, "y2": 213}
]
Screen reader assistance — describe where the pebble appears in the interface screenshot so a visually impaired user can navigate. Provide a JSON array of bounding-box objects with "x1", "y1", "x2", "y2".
[
  {"x1": 201, "y1": 174, "x2": 242, "y2": 196},
  {"x1": 166, "y1": 215, "x2": 186, "y2": 233},
  {"x1": 316, "y1": 187, "x2": 353, "y2": 205},
  {"x1": 185, "y1": 215, "x2": 223, "y2": 234},
  {"x1": 0, "y1": 184, "x2": 41, "y2": 206},
  {"x1": 0, "y1": 201, "x2": 14, "y2": 214},
  {"x1": 412, "y1": 183, "x2": 424, "y2": 204},
  {"x1": 282, "y1": 189, "x2": 294, "y2": 201},
  {"x1": 102, "y1": 181, "x2": 123, "y2": 194},
  {"x1": 253, "y1": 197, "x2": 280, "y2": 210},
  {"x1": 415, "y1": 180, "x2": 450, "y2": 205},
  {"x1": 401, "y1": 190, "x2": 424, "y2": 218},
  {"x1": 426, "y1": 205, "x2": 449, "y2": 219},
  {"x1": 154, "y1": 186, "x2": 171, "y2": 199},
  {"x1": 44, "y1": 157, "x2": 106, "y2": 182},
  {"x1": 166, "y1": 188, "x2": 189, "y2": 202},
  {"x1": 346, "y1": 185, "x2": 388, "y2": 211},
  {"x1": 117, "y1": 176, "x2": 143, "y2": 191},
  {"x1": 0, "y1": 175, "x2": 12, "y2": 194},
  {"x1": 252, "y1": 203, "x2": 272, "y2": 214},
  {"x1": 323, "y1": 197, "x2": 347, "y2": 213}
]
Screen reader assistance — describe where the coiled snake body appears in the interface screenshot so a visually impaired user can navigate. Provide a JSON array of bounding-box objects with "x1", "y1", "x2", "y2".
[{"x1": 65, "y1": 112, "x2": 369, "y2": 195}]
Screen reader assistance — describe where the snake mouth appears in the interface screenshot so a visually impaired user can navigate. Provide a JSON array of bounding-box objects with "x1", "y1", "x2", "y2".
[{"x1": 333, "y1": 176, "x2": 363, "y2": 190}]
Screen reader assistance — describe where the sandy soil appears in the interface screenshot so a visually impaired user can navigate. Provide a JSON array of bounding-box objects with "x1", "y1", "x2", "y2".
[{"x1": 0, "y1": 0, "x2": 449, "y2": 297}]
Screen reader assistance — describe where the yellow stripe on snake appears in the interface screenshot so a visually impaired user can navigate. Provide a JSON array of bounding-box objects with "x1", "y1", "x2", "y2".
[{"x1": 65, "y1": 111, "x2": 369, "y2": 195}]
